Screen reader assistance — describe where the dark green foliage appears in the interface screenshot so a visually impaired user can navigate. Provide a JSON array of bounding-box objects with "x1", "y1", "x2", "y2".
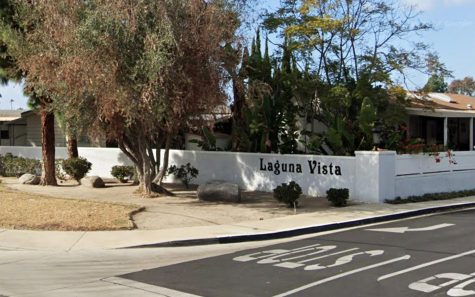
[
  {"x1": 0, "y1": 0, "x2": 22, "y2": 84},
  {"x1": 423, "y1": 74, "x2": 448, "y2": 93},
  {"x1": 258, "y1": 0, "x2": 436, "y2": 155},
  {"x1": 273, "y1": 181, "x2": 302, "y2": 208},
  {"x1": 326, "y1": 188, "x2": 349, "y2": 207},
  {"x1": 423, "y1": 53, "x2": 452, "y2": 93},
  {"x1": 189, "y1": 127, "x2": 222, "y2": 151},
  {"x1": 233, "y1": 33, "x2": 300, "y2": 154},
  {"x1": 61, "y1": 157, "x2": 92, "y2": 183},
  {"x1": 111, "y1": 165, "x2": 135, "y2": 182},
  {"x1": 0, "y1": 153, "x2": 41, "y2": 177},
  {"x1": 167, "y1": 163, "x2": 199, "y2": 189},
  {"x1": 387, "y1": 190, "x2": 475, "y2": 204}
]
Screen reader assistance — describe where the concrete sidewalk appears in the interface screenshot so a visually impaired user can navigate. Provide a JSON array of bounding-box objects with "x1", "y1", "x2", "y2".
[{"x1": 2, "y1": 196, "x2": 475, "y2": 251}]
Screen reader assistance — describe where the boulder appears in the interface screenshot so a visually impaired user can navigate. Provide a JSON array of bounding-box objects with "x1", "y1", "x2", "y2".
[
  {"x1": 197, "y1": 180, "x2": 241, "y2": 203},
  {"x1": 81, "y1": 176, "x2": 105, "y2": 188},
  {"x1": 18, "y1": 173, "x2": 40, "y2": 185}
]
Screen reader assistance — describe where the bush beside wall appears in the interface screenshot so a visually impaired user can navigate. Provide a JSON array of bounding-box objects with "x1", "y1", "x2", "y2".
[
  {"x1": 386, "y1": 190, "x2": 475, "y2": 204},
  {"x1": 327, "y1": 188, "x2": 349, "y2": 207},
  {"x1": 0, "y1": 153, "x2": 41, "y2": 177}
]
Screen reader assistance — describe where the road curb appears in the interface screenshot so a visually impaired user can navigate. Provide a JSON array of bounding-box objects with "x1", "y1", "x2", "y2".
[{"x1": 124, "y1": 202, "x2": 475, "y2": 249}]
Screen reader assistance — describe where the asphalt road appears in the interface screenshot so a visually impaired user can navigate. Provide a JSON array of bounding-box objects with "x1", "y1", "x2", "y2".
[{"x1": 119, "y1": 209, "x2": 475, "y2": 297}]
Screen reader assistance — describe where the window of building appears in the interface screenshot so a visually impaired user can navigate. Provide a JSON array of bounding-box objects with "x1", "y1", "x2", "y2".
[{"x1": 0, "y1": 130, "x2": 9, "y2": 139}]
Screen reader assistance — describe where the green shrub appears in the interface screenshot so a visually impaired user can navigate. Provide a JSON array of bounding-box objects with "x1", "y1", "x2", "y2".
[
  {"x1": 386, "y1": 189, "x2": 475, "y2": 204},
  {"x1": 167, "y1": 163, "x2": 199, "y2": 189},
  {"x1": 0, "y1": 153, "x2": 41, "y2": 177},
  {"x1": 61, "y1": 157, "x2": 92, "y2": 183},
  {"x1": 273, "y1": 181, "x2": 302, "y2": 208},
  {"x1": 326, "y1": 188, "x2": 349, "y2": 207},
  {"x1": 111, "y1": 165, "x2": 135, "y2": 182}
]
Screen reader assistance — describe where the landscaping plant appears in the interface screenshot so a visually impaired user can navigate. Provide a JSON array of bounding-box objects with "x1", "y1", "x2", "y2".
[
  {"x1": 386, "y1": 189, "x2": 475, "y2": 204},
  {"x1": 326, "y1": 188, "x2": 349, "y2": 207},
  {"x1": 0, "y1": 153, "x2": 41, "y2": 177},
  {"x1": 55, "y1": 159, "x2": 67, "y2": 180},
  {"x1": 61, "y1": 157, "x2": 92, "y2": 184},
  {"x1": 167, "y1": 163, "x2": 199, "y2": 189},
  {"x1": 273, "y1": 181, "x2": 303, "y2": 208},
  {"x1": 111, "y1": 165, "x2": 135, "y2": 183}
]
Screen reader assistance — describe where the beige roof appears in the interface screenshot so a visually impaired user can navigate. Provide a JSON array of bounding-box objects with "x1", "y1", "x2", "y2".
[
  {"x1": 408, "y1": 92, "x2": 475, "y2": 111},
  {"x1": 0, "y1": 110, "x2": 23, "y2": 121}
]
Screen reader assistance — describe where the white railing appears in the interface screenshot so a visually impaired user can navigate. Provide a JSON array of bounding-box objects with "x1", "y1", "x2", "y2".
[
  {"x1": 396, "y1": 151, "x2": 475, "y2": 176},
  {"x1": 395, "y1": 151, "x2": 475, "y2": 198}
]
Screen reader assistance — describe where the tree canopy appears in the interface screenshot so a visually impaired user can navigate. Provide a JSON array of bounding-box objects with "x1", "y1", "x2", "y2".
[
  {"x1": 257, "y1": 0, "x2": 429, "y2": 154},
  {"x1": 449, "y1": 77, "x2": 475, "y2": 96},
  {"x1": 2, "y1": 0, "x2": 242, "y2": 195}
]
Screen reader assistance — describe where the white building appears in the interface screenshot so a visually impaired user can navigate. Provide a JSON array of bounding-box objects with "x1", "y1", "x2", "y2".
[{"x1": 0, "y1": 110, "x2": 102, "y2": 147}]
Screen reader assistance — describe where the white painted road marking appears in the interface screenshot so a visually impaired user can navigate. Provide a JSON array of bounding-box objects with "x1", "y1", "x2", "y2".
[
  {"x1": 409, "y1": 272, "x2": 475, "y2": 296},
  {"x1": 304, "y1": 250, "x2": 384, "y2": 271},
  {"x1": 272, "y1": 255, "x2": 411, "y2": 297},
  {"x1": 233, "y1": 243, "x2": 332, "y2": 263},
  {"x1": 257, "y1": 245, "x2": 337, "y2": 265},
  {"x1": 366, "y1": 223, "x2": 455, "y2": 234},
  {"x1": 409, "y1": 273, "x2": 472, "y2": 293},
  {"x1": 378, "y1": 249, "x2": 475, "y2": 281},
  {"x1": 448, "y1": 277, "x2": 475, "y2": 296},
  {"x1": 274, "y1": 248, "x2": 360, "y2": 269}
]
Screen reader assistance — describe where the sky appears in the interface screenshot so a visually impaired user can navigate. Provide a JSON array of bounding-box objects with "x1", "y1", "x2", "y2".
[
  {"x1": 401, "y1": 0, "x2": 475, "y2": 87},
  {"x1": 1, "y1": 0, "x2": 474, "y2": 110}
]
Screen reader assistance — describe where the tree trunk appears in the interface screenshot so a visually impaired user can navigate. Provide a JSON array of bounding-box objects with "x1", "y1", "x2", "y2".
[
  {"x1": 119, "y1": 130, "x2": 174, "y2": 197},
  {"x1": 153, "y1": 133, "x2": 172, "y2": 185},
  {"x1": 231, "y1": 76, "x2": 246, "y2": 151},
  {"x1": 140, "y1": 162, "x2": 152, "y2": 196},
  {"x1": 40, "y1": 106, "x2": 57, "y2": 186},
  {"x1": 66, "y1": 135, "x2": 79, "y2": 158},
  {"x1": 135, "y1": 134, "x2": 152, "y2": 196}
]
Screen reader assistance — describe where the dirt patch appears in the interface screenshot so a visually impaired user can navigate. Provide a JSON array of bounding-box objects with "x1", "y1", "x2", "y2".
[
  {"x1": 0, "y1": 182, "x2": 142, "y2": 231},
  {"x1": 1, "y1": 178, "x2": 333, "y2": 230}
]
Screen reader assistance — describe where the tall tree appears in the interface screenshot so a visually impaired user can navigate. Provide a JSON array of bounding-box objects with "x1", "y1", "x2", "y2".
[
  {"x1": 264, "y1": 0, "x2": 432, "y2": 86},
  {"x1": 422, "y1": 53, "x2": 452, "y2": 93},
  {"x1": 449, "y1": 77, "x2": 475, "y2": 96},
  {"x1": 261, "y1": 0, "x2": 433, "y2": 154},
  {"x1": 235, "y1": 32, "x2": 301, "y2": 154},
  {"x1": 9, "y1": 0, "x2": 240, "y2": 196},
  {"x1": 0, "y1": 0, "x2": 58, "y2": 185},
  {"x1": 423, "y1": 74, "x2": 448, "y2": 93}
]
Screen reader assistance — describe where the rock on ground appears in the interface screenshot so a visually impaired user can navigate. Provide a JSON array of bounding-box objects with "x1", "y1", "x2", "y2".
[
  {"x1": 197, "y1": 180, "x2": 241, "y2": 203},
  {"x1": 18, "y1": 173, "x2": 40, "y2": 185},
  {"x1": 81, "y1": 176, "x2": 105, "y2": 188}
]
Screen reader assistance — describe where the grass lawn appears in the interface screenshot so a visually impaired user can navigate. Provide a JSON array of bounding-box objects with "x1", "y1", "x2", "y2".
[{"x1": 0, "y1": 182, "x2": 143, "y2": 231}]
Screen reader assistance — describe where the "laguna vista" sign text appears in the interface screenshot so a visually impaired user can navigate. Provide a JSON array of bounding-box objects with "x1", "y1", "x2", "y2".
[{"x1": 259, "y1": 158, "x2": 342, "y2": 176}]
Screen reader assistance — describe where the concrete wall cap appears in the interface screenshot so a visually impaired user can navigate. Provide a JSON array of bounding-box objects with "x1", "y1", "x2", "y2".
[{"x1": 354, "y1": 150, "x2": 397, "y2": 155}]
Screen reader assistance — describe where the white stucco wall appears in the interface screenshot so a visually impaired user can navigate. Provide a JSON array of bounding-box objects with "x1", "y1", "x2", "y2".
[
  {"x1": 0, "y1": 146, "x2": 133, "y2": 178},
  {"x1": 4, "y1": 146, "x2": 475, "y2": 202},
  {"x1": 395, "y1": 151, "x2": 475, "y2": 198},
  {"x1": 162, "y1": 150, "x2": 356, "y2": 198}
]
